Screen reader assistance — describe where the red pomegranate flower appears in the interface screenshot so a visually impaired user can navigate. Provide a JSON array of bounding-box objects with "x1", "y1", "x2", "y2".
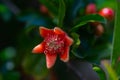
[{"x1": 32, "y1": 27, "x2": 73, "y2": 68}]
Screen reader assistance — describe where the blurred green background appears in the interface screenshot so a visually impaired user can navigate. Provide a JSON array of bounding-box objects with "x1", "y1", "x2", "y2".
[{"x1": 0, "y1": 0, "x2": 118, "y2": 80}]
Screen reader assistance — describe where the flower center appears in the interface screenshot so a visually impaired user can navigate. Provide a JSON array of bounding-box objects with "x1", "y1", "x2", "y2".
[{"x1": 44, "y1": 34, "x2": 64, "y2": 55}]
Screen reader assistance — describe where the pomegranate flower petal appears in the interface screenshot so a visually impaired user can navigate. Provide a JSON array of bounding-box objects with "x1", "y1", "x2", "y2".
[
  {"x1": 60, "y1": 47, "x2": 69, "y2": 62},
  {"x1": 54, "y1": 27, "x2": 65, "y2": 35},
  {"x1": 40, "y1": 27, "x2": 52, "y2": 38},
  {"x1": 65, "y1": 36, "x2": 73, "y2": 46},
  {"x1": 46, "y1": 54, "x2": 57, "y2": 69},
  {"x1": 32, "y1": 42, "x2": 45, "y2": 53}
]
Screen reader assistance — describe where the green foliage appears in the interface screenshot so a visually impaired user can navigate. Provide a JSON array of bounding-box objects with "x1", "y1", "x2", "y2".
[
  {"x1": 71, "y1": 33, "x2": 81, "y2": 58},
  {"x1": 112, "y1": 0, "x2": 120, "y2": 77},
  {"x1": 16, "y1": 27, "x2": 49, "y2": 78},
  {"x1": 58, "y1": 0, "x2": 66, "y2": 27},
  {"x1": 93, "y1": 66, "x2": 106, "y2": 80},
  {"x1": 22, "y1": 54, "x2": 49, "y2": 78},
  {"x1": 71, "y1": 14, "x2": 106, "y2": 32},
  {"x1": 0, "y1": 0, "x2": 117, "y2": 80},
  {"x1": 103, "y1": 61, "x2": 118, "y2": 80}
]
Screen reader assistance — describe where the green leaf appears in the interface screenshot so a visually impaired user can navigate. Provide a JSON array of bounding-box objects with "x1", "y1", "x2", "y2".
[
  {"x1": 22, "y1": 54, "x2": 49, "y2": 78},
  {"x1": 58, "y1": 0, "x2": 66, "y2": 27},
  {"x1": 71, "y1": 33, "x2": 82, "y2": 58},
  {"x1": 71, "y1": 33, "x2": 80, "y2": 46},
  {"x1": 102, "y1": 61, "x2": 118, "y2": 80},
  {"x1": 112, "y1": 0, "x2": 120, "y2": 77},
  {"x1": 71, "y1": 14, "x2": 107, "y2": 32},
  {"x1": 93, "y1": 66, "x2": 106, "y2": 80}
]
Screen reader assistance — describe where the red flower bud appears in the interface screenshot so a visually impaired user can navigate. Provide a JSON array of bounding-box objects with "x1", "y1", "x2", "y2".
[
  {"x1": 32, "y1": 27, "x2": 73, "y2": 68},
  {"x1": 95, "y1": 24, "x2": 104, "y2": 36},
  {"x1": 40, "y1": 5, "x2": 48, "y2": 14},
  {"x1": 98, "y1": 8, "x2": 114, "y2": 20},
  {"x1": 86, "y1": 3, "x2": 97, "y2": 14}
]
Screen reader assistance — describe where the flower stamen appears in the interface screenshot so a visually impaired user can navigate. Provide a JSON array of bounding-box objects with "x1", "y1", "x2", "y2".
[{"x1": 44, "y1": 34, "x2": 64, "y2": 55}]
